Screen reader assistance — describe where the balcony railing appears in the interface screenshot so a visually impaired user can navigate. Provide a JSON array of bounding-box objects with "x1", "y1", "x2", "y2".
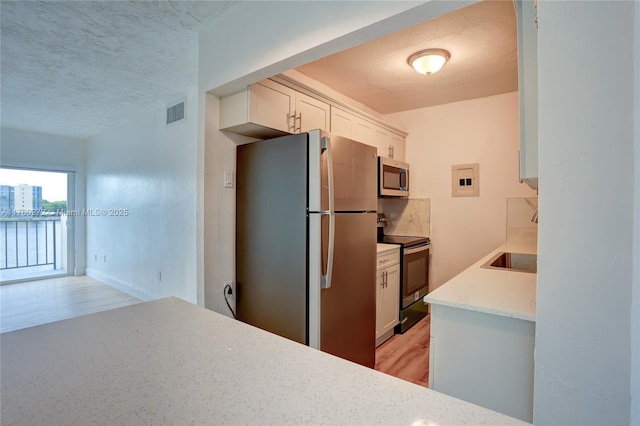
[{"x1": 0, "y1": 219, "x2": 61, "y2": 272}]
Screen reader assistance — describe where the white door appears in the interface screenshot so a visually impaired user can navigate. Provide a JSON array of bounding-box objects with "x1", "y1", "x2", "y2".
[{"x1": 380, "y1": 263, "x2": 400, "y2": 333}]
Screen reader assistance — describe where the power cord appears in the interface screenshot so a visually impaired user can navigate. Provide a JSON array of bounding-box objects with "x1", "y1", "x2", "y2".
[{"x1": 223, "y1": 283, "x2": 237, "y2": 319}]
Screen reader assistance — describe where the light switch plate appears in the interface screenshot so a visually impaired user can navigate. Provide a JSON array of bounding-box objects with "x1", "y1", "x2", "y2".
[
  {"x1": 452, "y1": 163, "x2": 479, "y2": 197},
  {"x1": 223, "y1": 171, "x2": 234, "y2": 188}
]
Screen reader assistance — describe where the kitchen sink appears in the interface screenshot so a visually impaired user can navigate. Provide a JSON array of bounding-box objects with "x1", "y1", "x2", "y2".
[{"x1": 481, "y1": 252, "x2": 537, "y2": 273}]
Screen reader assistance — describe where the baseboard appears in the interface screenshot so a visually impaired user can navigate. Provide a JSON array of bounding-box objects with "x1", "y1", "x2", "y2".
[
  {"x1": 376, "y1": 329, "x2": 395, "y2": 347},
  {"x1": 86, "y1": 268, "x2": 157, "y2": 302}
]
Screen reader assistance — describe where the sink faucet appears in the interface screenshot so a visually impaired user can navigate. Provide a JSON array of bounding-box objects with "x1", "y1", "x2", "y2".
[{"x1": 531, "y1": 209, "x2": 539, "y2": 224}]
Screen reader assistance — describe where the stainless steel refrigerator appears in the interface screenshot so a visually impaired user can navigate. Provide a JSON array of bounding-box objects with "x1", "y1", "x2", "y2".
[{"x1": 236, "y1": 129, "x2": 377, "y2": 368}]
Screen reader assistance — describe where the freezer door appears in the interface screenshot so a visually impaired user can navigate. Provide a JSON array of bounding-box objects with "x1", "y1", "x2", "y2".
[
  {"x1": 309, "y1": 130, "x2": 378, "y2": 213},
  {"x1": 319, "y1": 212, "x2": 377, "y2": 368}
]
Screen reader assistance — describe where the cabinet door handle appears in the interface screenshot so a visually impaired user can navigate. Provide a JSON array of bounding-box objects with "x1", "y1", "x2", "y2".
[
  {"x1": 287, "y1": 112, "x2": 295, "y2": 133},
  {"x1": 296, "y1": 112, "x2": 302, "y2": 133}
]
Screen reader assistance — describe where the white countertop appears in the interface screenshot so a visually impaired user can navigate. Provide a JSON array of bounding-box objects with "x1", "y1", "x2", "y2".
[
  {"x1": 424, "y1": 243, "x2": 537, "y2": 321},
  {"x1": 0, "y1": 297, "x2": 526, "y2": 425},
  {"x1": 376, "y1": 242, "x2": 399, "y2": 254}
]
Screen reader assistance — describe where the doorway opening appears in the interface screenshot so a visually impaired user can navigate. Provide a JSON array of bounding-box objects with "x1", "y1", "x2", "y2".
[{"x1": 0, "y1": 167, "x2": 74, "y2": 284}]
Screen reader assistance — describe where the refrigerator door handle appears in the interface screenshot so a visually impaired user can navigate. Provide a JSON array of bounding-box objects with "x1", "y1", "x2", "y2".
[
  {"x1": 321, "y1": 212, "x2": 335, "y2": 289},
  {"x1": 320, "y1": 135, "x2": 335, "y2": 290},
  {"x1": 321, "y1": 136, "x2": 335, "y2": 213}
]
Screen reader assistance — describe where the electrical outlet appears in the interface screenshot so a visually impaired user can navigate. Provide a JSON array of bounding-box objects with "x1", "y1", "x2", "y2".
[
  {"x1": 223, "y1": 281, "x2": 235, "y2": 298},
  {"x1": 223, "y1": 281, "x2": 236, "y2": 318},
  {"x1": 158, "y1": 271, "x2": 162, "y2": 282}
]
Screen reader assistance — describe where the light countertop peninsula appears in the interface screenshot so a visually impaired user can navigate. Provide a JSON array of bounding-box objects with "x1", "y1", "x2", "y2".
[
  {"x1": 0, "y1": 297, "x2": 526, "y2": 426},
  {"x1": 424, "y1": 242, "x2": 537, "y2": 322}
]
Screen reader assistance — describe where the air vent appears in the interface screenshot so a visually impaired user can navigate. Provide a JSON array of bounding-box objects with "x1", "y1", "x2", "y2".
[{"x1": 166, "y1": 101, "x2": 185, "y2": 125}]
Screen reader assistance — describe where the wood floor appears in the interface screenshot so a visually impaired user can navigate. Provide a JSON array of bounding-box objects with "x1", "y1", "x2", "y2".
[
  {"x1": 375, "y1": 314, "x2": 430, "y2": 387},
  {"x1": 0, "y1": 275, "x2": 141, "y2": 333}
]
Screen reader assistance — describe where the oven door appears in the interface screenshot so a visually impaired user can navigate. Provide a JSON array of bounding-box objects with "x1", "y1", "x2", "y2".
[{"x1": 401, "y1": 244, "x2": 430, "y2": 309}]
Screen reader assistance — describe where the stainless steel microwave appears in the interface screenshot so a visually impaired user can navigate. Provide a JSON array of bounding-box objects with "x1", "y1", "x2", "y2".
[{"x1": 378, "y1": 157, "x2": 409, "y2": 197}]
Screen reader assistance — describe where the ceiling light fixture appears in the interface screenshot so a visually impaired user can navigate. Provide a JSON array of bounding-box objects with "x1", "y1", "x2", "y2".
[{"x1": 408, "y1": 49, "x2": 451, "y2": 75}]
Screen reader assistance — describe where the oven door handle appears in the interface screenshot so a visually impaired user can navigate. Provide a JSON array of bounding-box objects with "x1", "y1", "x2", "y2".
[{"x1": 404, "y1": 244, "x2": 430, "y2": 255}]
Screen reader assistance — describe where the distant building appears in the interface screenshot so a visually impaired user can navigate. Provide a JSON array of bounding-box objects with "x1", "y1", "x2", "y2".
[
  {"x1": 0, "y1": 184, "x2": 43, "y2": 216},
  {"x1": 0, "y1": 185, "x2": 15, "y2": 213},
  {"x1": 32, "y1": 186, "x2": 43, "y2": 210}
]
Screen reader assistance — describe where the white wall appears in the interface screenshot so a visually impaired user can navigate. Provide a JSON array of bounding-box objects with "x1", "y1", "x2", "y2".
[
  {"x1": 0, "y1": 127, "x2": 87, "y2": 275},
  {"x1": 86, "y1": 95, "x2": 198, "y2": 303},
  {"x1": 385, "y1": 92, "x2": 536, "y2": 290},
  {"x1": 202, "y1": 93, "x2": 258, "y2": 314},
  {"x1": 535, "y1": 1, "x2": 636, "y2": 424}
]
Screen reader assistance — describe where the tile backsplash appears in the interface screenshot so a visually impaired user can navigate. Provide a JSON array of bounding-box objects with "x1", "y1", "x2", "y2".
[
  {"x1": 378, "y1": 197, "x2": 534, "y2": 244},
  {"x1": 378, "y1": 198, "x2": 430, "y2": 237},
  {"x1": 506, "y1": 197, "x2": 538, "y2": 246}
]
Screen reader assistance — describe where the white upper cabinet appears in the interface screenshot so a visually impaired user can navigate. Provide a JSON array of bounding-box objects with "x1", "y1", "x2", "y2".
[
  {"x1": 249, "y1": 79, "x2": 296, "y2": 134},
  {"x1": 219, "y1": 79, "x2": 329, "y2": 138},
  {"x1": 368, "y1": 120, "x2": 405, "y2": 161},
  {"x1": 516, "y1": 0, "x2": 538, "y2": 190},
  {"x1": 330, "y1": 106, "x2": 357, "y2": 138},
  {"x1": 295, "y1": 91, "x2": 330, "y2": 133},
  {"x1": 388, "y1": 132, "x2": 405, "y2": 162},
  {"x1": 330, "y1": 106, "x2": 373, "y2": 145},
  {"x1": 372, "y1": 127, "x2": 389, "y2": 155},
  {"x1": 330, "y1": 106, "x2": 406, "y2": 161},
  {"x1": 353, "y1": 116, "x2": 375, "y2": 146},
  {"x1": 219, "y1": 77, "x2": 407, "y2": 161}
]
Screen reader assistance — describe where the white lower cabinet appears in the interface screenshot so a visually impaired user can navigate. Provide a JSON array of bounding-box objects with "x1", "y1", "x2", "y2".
[
  {"x1": 376, "y1": 247, "x2": 400, "y2": 347},
  {"x1": 429, "y1": 304, "x2": 535, "y2": 422}
]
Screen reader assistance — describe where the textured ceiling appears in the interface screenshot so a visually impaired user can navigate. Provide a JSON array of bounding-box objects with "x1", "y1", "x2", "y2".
[
  {"x1": 295, "y1": 0, "x2": 518, "y2": 114},
  {"x1": 1, "y1": 1, "x2": 517, "y2": 140},
  {"x1": 0, "y1": 0, "x2": 236, "y2": 138}
]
